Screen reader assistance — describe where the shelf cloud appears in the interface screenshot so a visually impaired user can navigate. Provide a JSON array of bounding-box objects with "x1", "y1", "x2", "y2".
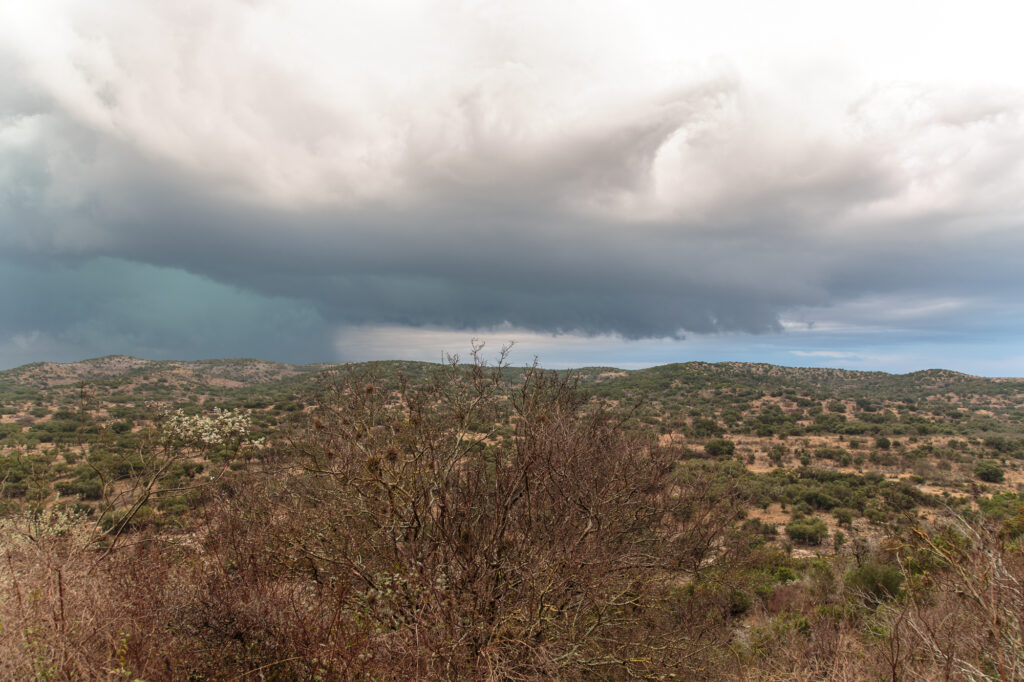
[{"x1": 2, "y1": 1, "x2": 1024, "y2": 372}]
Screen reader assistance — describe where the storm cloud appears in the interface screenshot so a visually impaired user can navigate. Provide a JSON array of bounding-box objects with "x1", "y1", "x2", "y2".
[{"x1": 2, "y1": 1, "x2": 1024, "y2": 371}]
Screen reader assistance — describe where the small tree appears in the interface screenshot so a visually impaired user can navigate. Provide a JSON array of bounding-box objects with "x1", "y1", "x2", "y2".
[
  {"x1": 786, "y1": 517, "x2": 828, "y2": 545},
  {"x1": 688, "y1": 417, "x2": 724, "y2": 438},
  {"x1": 705, "y1": 438, "x2": 736, "y2": 459},
  {"x1": 847, "y1": 562, "x2": 903, "y2": 603},
  {"x1": 833, "y1": 529, "x2": 847, "y2": 553},
  {"x1": 974, "y1": 459, "x2": 1005, "y2": 483},
  {"x1": 768, "y1": 444, "x2": 787, "y2": 466}
]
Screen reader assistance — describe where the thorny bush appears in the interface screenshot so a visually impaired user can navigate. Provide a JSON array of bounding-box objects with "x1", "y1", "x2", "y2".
[{"x1": 221, "y1": 345, "x2": 754, "y2": 679}]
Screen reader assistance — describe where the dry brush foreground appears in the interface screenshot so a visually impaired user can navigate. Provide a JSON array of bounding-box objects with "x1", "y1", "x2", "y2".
[{"x1": 1, "y1": 351, "x2": 1023, "y2": 680}]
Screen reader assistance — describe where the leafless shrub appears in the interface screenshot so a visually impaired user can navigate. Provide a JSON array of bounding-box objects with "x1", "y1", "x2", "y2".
[
  {"x1": 218, "y1": 344, "x2": 749, "y2": 679},
  {"x1": 887, "y1": 517, "x2": 1024, "y2": 681},
  {"x1": 0, "y1": 508, "x2": 164, "y2": 680}
]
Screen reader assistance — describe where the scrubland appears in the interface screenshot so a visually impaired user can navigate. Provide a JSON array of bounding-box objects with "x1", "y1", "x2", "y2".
[{"x1": 1, "y1": 350, "x2": 1023, "y2": 680}]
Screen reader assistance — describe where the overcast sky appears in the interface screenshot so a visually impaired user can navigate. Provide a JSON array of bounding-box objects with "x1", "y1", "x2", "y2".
[{"x1": 2, "y1": 1, "x2": 1023, "y2": 374}]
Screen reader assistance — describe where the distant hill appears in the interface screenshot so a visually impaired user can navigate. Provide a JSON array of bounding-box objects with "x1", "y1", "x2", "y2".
[
  {"x1": 2, "y1": 355, "x2": 326, "y2": 388},
  {"x1": 2, "y1": 356, "x2": 1022, "y2": 408},
  {"x1": 582, "y1": 361, "x2": 1024, "y2": 402}
]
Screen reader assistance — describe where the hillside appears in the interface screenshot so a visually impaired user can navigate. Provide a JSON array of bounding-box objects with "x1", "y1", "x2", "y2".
[
  {"x1": 4, "y1": 354, "x2": 1022, "y2": 408},
  {"x1": 2, "y1": 355, "x2": 1023, "y2": 679},
  {"x1": 4, "y1": 353, "x2": 1023, "y2": 526}
]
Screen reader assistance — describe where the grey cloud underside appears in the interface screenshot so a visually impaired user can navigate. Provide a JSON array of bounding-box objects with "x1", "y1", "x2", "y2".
[
  {"x1": 0, "y1": 255, "x2": 331, "y2": 365},
  {"x1": 5, "y1": 171, "x2": 789, "y2": 339},
  {"x1": 3, "y1": 73, "x2": 1024, "y2": 352}
]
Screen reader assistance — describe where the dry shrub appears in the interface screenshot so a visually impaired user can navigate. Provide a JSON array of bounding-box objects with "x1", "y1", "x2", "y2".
[
  {"x1": 739, "y1": 515, "x2": 1024, "y2": 682},
  {"x1": 242, "y1": 348, "x2": 752, "y2": 679},
  {"x1": 0, "y1": 508, "x2": 167, "y2": 680},
  {"x1": 889, "y1": 519, "x2": 1024, "y2": 680}
]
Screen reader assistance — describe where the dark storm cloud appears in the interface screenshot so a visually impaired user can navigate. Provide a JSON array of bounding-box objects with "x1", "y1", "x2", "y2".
[
  {"x1": 0, "y1": 255, "x2": 330, "y2": 367},
  {"x1": 3, "y1": 109, "x2": 1021, "y2": 347},
  {"x1": 0, "y1": 126, "x2": 793, "y2": 341},
  {"x1": 2, "y1": 1, "x2": 1024, "y2": 368}
]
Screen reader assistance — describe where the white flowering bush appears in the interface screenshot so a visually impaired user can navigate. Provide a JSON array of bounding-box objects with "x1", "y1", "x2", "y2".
[
  {"x1": 0, "y1": 506, "x2": 91, "y2": 548},
  {"x1": 159, "y1": 407, "x2": 263, "y2": 457},
  {"x1": 88, "y1": 407, "x2": 265, "y2": 540}
]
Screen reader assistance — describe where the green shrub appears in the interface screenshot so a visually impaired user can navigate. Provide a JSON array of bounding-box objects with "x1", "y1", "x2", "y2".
[
  {"x1": 864, "y1": 502, "x2": 889, "y2": 525},
  {"x1": 983, "y1": 436, "x2": 1016, "y2": 454},
  {"x1": 833, "y1": 529, "x2": 846, "y2": 552},
  {"x1": 688, "y1": 417, "x2": 724, "y2": 438},
  {"x1": 832, "y1": 507, "x2": 854, "y2": 526},
  {"x1": 704, "y1": 438, "x2": 736, "y2": 458},
  {"x1": 846, "y1": 562, "x2": 903, "y2": 602},
  {"x1": 55, "y1": 477, "x2": 103, "y2": 501},
  {"x1": 741, "y1": 518, "x2": 778, "y2": 538},
  {"x1": 979, "y1": 492, "x2": 1023, "y2": 520},
  {"x1": 774, "y1": 566, "x2": 797, "y2": 583},
  {"x1": 785, "y1": 517, "x2": 828, "y2": 545},
  {"x1": 815, "y1": 447, "x2": 847, "y2": 463},
  {"x1": 1000, "y1": 508, "x2": 1024, "y2": 540},
  {"x1": 728, "y1": 590, "x2": 752, "y2": 616},
  {"x1": 974, "y1": 460, "x2": 1005, "y2": 483},
  {"x1": 768, "y1": 444, "x2": 787, "y2": 465},
  {"x1": 792, "y1": 501, "x2": 813, "y2": 517}
]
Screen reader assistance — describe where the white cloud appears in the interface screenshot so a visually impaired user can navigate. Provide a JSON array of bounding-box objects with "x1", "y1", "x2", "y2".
[
  {"x1": 4, "y1": 0, "x2": 1024, "y2": 217},
  {"x1": 790, "y1": 350, "x2": 860, "y2": 359}
]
